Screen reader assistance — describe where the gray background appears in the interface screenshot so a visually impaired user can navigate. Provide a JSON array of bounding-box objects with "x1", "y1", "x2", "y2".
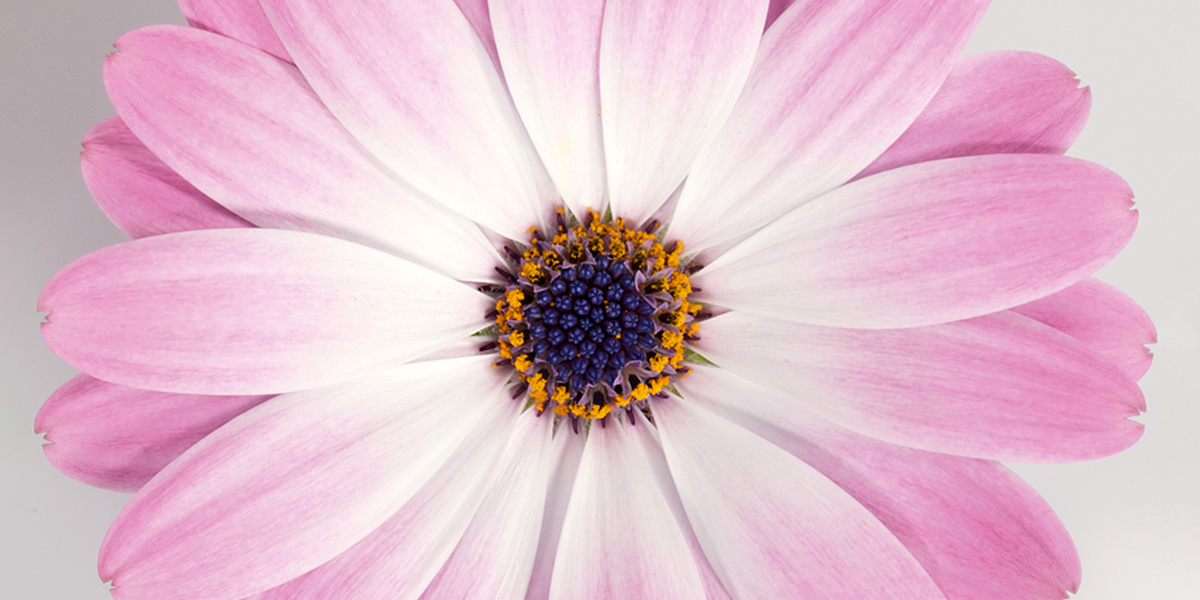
[{"x1": 2, "y1": 1, "x2": 1197, "y2": 598}]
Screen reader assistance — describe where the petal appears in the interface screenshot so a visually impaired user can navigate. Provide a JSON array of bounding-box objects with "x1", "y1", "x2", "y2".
[
  {"x1": 695, "y1": 310, "x2": 1145, "y2": 462},
  {"x1": 34, "y1": 374, "x2": 271, "y2": 492},
  {"x1": 858, "y1": 51, "x2": 1092, "y2": 179},
  {"x1": 600, "y1": 0, "x2": 769, "y2": 225},
  {"x1": 419, "y1": 416, "x2": 556, "y2": 600},
  {"x1": 670, "y1": 0, "x2": 989, "y2": 252},
  {"x1": 104, "y1": 25, "x2": 498, "y2": 282},
  {"x1": 695, "y1": 154, "x2": 1137, "y2": 328},
  {"x1": 39, "y1": 229, "x2": 489, "y2": 395},
  {"x1": 260, "y1": 0, "x2": 553, "y2": 240},
  {"x1": 1013, "y1": 277, "x2": 1156, "y2": 382},
  {"x1": 258, "y1": 384, "x2": 526, "y2": 600},
  {"x1": 764, "y1": 0, "x2": 797, "y2": 30},
  {"x1": 523, "y1": 425, "x2": 585, "y2": 600},
  {"x1": 81, "y1": 117, "x2": 252, "y2": 238},
  {"x1": 549, "y1": 414, "x2": 707, "y2": 599},
  {"x1": 677, "y1": 365, "x2": 1082, "y2": 600},
  {"x1": 654, "y1": 398, "x2": 945, "y2": 599},
  {"x1": 492, "y1": 0, "x2": 607, "y2": 218},
  {"x1": 452, "y1": 0, "x2": 503, "y2": 76},
  {"x1": 178, "y1": 0, "x2": 291, "y2": 61},
  {"x1": 99, "y1": 356, "x2": 505, "y2": 600}
]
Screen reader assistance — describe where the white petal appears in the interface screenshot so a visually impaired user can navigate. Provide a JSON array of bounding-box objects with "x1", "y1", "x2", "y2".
[
  {"x1": 655, "y1": 398, "x2": 945, "y2": 599},
  {"x1": 492, "y1": 0, "x2": 608, "y2": 219},
  {"x1": 548, "y1": 416, "x2": 706, "y2": 599},
  {"x1": 600, "y1": 0, "x2": 769, "y2": 225}
]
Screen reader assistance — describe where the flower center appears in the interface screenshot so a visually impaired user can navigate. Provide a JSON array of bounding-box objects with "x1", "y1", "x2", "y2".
[{"x1": 485, "y1": 208, "x2": 701, "y2": 431}]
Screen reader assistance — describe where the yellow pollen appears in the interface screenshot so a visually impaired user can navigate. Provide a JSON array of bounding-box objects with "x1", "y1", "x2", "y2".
[
  {"x1": 498, "y1": 340, "x2": 512, "y2": 359},
  {"x1": 520, "y1": 262, "x2": 544, "y2": 281},
  {"x1": 650, "y1": 376, "x2": 670, "y2": 395},
  {"x1": 505, "y1": 289, "x2": 525, "y2": 307},
  {"x1": 660, "y1": 330, "x2": 684, "y2": 351},
  {"x1": 669, "y1": 347, "x2": 685, "y2": 368},
  {"x1": 552, "y1": 385, "x2": 570, "y2": 405},
  {"x1": 666, "y1": 242, "x2": 683, "y2": 268},
  {"x1": 527, "y1": 372, "x2": 547, "y2": 393},
  {"x1": 508, "y1": 330, "x2": 525, "y2": 347},
  {"x1": 648, "y1": 353, "x2": 668, "y2": 373},
  {"x1": 513, "y1": 354, "x2": 532, "y2": 372},
  {"x1": 630, "y1": 383, "x2": 651, "y2": 401},
  {"x1": 608, "y1": 239, "x2": 627, "y2": 260}
]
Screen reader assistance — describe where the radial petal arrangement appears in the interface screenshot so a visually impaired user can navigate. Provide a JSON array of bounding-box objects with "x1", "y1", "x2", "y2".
[{"x1": 37, "y1": 1, "x2": 1152, "y2": 599}]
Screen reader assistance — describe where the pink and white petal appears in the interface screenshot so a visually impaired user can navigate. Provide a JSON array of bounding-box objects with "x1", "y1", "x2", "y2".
[
  {"x1": 492, "y1": 0, "x2": 607, "y2": 219},
  {"x1": 35, "y1": 374, "x2": 271, "y2": 492},
  {"x1": 549, "y1": 414, "x2": 707, "y2": 599},
  {"x1": 260, "y1": 0, "x2": 553, "y2": 240},
  {"x1": 523, "y1": 423, "x2": 585, "y2": 600},
  {"x1": 452, "y1": 0, "x2": 502, "y2": 75},
  {"x1": 600, "y1": 0, "x2": 769, "y2": 225},
  {"x1": 696, "y1": 310, "x2": 1145, "y2": 462},
  {"x1": 764, "y1": 0, "x2": 797, "y2": 30},
  {"x1": 857, "y1": 51, "x2": 1092, "y2": 180},
  {"x1": 677, "y1": 365, "x2": 1081, "y2": 600},
  {"x1": 419, "y1": 415, "x2": 556, "y2": 600},
  {"x1": 1013, "y1": 277, "x2": 1156, "y2": 382},
  {"x1": 257, "y1": 384, "x2": 525, "y2": 600},
  {"x1": 178, "y1": 0, "x2": 291, "y2": 61},
  {"x1": 99, "y1": 356, "x2": 506, "y2": 600},
  {"x1": 39, "y1": 229, "x2": 489, "y2": 395},
  {"x1": 105, "y1": 25, "x2": 498, "y2": 282},
  {"x1": 670, "y1": 0, "x2": 989, "y2": 252},
  {"x1": 655, "y1": 398, "x2": 945, "y2": 599},
  {"x1": 82, "y1": 117, "x2": 251, "y2": 238},
  {"x1": 695, "y1": 154, "x2": 1137, "y2": 329}
]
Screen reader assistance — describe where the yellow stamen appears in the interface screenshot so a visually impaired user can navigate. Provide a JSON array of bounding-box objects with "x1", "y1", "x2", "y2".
[
  {"x1": 552, "y1": 385, "x2": 570, "y2": 405},
  {"x1": 513, "y1": 354, "x2": 532, "y2": 372}
]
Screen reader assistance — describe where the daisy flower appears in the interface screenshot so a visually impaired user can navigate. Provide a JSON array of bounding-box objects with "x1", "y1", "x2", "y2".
[{"x1": 36, "y1": 0, "x2": 1154, "y2": 599}]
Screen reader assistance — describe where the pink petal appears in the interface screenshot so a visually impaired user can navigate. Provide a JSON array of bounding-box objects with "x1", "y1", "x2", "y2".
[
  {"x1": 257, "y1": 387, "x2": 527, "y2": 600},
  {"x1": 695, "y1": 310, "x2": 1145, "y2": 462},
  {"x1": 81, "y1": 117, "x2": 251, "y2": 238},
  {"x1": 858, "y1": 51, "x2": 1092, "y2": 179},
  {"x1": 549, "y1": 413, "x2": 707, "y2": 599},
  {"x1": 104, "y1": 25, "x2": 499, "y2": 282},
  {"x1": 419, "y1": 416, "x2": 556, "y2": 600},
  {"x1": 34, "y1": 374, "x2": 270, "y2": 492},
  {"x1": 99, "y1": 357, "x2": 506, "y2": 600},
  {"x1": 677, "y1": 365, "x2": 1082, "y2": 600},
  {"x1": 1013, "y1": 277, "x2": 1156, "y2": 382},
  {"x1": 764, "y1": 0, "x2": 797, "y2": 30},
  {"x1": 600, "y1": 0, "x2": 769, "y2": 225},
  {"x1": 178, "y1": 0, "x2": 291, "y2": 61},
  {"x1": 259, "y1": 0, "x2": 554, "y2": 241},
  {"x1": 523, "y1": 425, "x2": 585, "y2": 600},
  {"x1": 491, "y1": 0, "x2": 607, "y2": 218},
  {"x1": 695, "y1": 154, "x2": 1137, "y2": 328},
  {"x1": 39, "y1": 229, "x2": 489, "y2": 395},
  {"x1": 670, "y1": 0, "x2": 989, "y2": 252},
  {"x1": 451, "y1": 0, "x2": 503, "y2": 75},
  {"x1": 654, "y1": 398, "x2": 945, "y2": 599}
]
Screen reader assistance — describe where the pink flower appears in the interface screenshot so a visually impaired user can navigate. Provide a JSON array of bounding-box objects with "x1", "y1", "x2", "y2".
[{"x1": 37, "y1": 1, "x2": 1154, "y2": 599}]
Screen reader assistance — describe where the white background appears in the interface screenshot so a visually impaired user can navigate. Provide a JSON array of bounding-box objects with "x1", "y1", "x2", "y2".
[{"x1": 2, "y1": 1, "x2": 1197, "y2": 598}]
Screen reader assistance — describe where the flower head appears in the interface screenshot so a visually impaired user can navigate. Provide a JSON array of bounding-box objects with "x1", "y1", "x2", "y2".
[{"x1": 37, "y1": 1, "x2": 1153, "y2": 599}]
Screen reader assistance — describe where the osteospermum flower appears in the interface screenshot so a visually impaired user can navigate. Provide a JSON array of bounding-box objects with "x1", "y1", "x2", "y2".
[{"x1": 36, "y1": 0, "x2": 1155, "y2": 598}]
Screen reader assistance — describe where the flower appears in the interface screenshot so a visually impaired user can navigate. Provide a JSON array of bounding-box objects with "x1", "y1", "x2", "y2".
[{"x1": 35, "y1": 0, "x2": 1154, "y2": 599}]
